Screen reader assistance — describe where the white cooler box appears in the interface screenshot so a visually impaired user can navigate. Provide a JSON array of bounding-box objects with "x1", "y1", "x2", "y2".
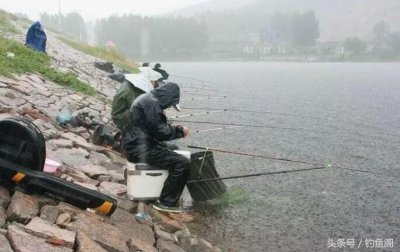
[{"x1": 126, "y1": 150, "x2": 190, "y2": 200}]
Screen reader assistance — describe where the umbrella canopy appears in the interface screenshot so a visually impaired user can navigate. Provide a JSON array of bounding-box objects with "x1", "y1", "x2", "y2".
[
  {"x1": 138, "y1": 67, "x2": 162, "y2": 81},
  {"x1": 124, "y1": 73, "x2": 154, "y2": 93}
]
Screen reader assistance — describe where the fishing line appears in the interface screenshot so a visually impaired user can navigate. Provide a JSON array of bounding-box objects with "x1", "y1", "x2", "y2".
[
  {"x1": 187, "y1": 146, "x2": 318, "y2": 165},
  {"x1": 187, "y1": 146, "x2": 393, "y2": 178},
  {"x1": 187, "y1": 166, "x2": 327, "y2": 183},
  {"x1": 171, "y1": 119, "x2": 306, "y2": 131}
]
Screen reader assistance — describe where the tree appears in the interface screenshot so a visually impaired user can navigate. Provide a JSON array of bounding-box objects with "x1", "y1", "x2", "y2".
[
  {"x1": 40, "y1": 12, "x2": 87, "y2": 42},
  {"x1": 269, "y1": 12, "x2": 293, "y2": 44},
  {"x1": 344, "y1": 37, "x2": 367, "y2": 54},
  {"x1": 291, "y1": 10, "x2": 320, "y2": 48},
  {"x1": 372, "y1": 20, "x2": 390, "y2": 47},
  {"x1": 387, "y1": 32, "x2": 400, "y2": 55}
]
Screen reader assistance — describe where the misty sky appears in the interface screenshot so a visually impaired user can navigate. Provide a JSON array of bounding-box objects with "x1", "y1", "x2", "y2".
[{"x1": 0, "y1": 0, "x2": 210, "y2": 21}]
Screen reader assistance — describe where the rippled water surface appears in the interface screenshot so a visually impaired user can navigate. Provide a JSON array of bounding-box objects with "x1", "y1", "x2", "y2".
[{"x1": 164, "y1": 62, "x2": 400, "y2": 251}]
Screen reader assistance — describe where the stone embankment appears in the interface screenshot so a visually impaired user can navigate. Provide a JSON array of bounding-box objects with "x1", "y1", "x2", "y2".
[{"x1": 0, "y1": 17, "x2": 220, "y2": 252}]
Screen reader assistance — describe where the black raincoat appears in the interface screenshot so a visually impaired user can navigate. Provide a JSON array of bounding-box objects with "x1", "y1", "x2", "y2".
[{"x1": 123, "y1": 83, "x2": 190, "y2": 206}]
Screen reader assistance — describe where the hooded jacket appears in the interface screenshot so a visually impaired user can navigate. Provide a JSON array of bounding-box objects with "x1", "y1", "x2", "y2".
[
  {"x1": 111, "y1": 81, "x2": 145, "y2": 131},
  {"x1": 123, "y1": 83, "x2": 184, "y2": 155},
  {"x1": 25, "y1": 22, "x2": 47, "y2": 52}
]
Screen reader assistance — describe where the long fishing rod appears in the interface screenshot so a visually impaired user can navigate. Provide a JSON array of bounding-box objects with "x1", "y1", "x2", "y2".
[
  {"x1": 182, "y1": 92, "x2": 227, "y2": 98},
  {"x1": 187, "y1": 146, "x2": 392, "y2": 178},
  {"x1": 168, "y1": 109, "x2": 227, "y2": 119},
  {"x1": 193, "y1": 125, "x2": 243, "y2": 133},
  {"x1": 180, "y1": 107, "x2": 318, "y2": 119},
  {"x1": 187, "y1": 166, "x2": 327, "y2": 183},
  {"x1": 187, "y1": 146, "x2": 318, "y2": 165},
  {"x1": 171, "y1": 74, "x2": 220, "y2": 86},
  {"x1": 172, "y1": 119, "x2": 306, "y2": 131},
  {"x1": 181, "y1": 96, "x2": 228, "y2": 101}
]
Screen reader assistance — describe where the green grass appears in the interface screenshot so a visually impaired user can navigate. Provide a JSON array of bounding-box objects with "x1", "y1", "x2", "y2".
[
  {"x1": 0, "y1": 36, "x2": 96, "y2": 96},
  {"x1": 0, "y1": 9, "x2": 17, "y2": 33},
  {"x1": 58, "y1": 36, "x2": 139, "y2": 73}
]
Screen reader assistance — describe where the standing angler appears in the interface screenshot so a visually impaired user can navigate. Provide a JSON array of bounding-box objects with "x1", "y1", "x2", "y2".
[{"x1": 123, "y1": 83, "x2": 190, "y2": 212}]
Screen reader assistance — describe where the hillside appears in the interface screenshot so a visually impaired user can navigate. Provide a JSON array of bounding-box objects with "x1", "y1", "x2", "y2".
[{"x1": 172, "y1": 0, "x2": 400, "y2": 40}]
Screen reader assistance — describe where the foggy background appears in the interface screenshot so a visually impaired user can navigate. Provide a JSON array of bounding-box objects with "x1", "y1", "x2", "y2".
[{"x1": 2, "y1": 0, "x2": 399, "y2": 61}]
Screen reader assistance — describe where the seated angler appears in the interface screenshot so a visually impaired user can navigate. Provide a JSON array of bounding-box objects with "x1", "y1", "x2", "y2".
[{"x1": 123, "y1": 83, "x2": 190, "y2": 212}]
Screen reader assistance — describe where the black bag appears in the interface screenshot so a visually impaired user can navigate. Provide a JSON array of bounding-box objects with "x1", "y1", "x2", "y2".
[
  {"x1": 187, "y1": 151, "x2": 227, "y2": 201},
  {"x1": 0, "y1": 116, "x2": 118, "y2": 216},
  {"x1": 0, "y1": 116, "x2": 46, "y2": 171}
]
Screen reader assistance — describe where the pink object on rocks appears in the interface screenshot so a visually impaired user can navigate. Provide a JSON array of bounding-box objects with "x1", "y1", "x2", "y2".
[{"x1": 44, "y1": 159, "x2": 61, "y2": 173}]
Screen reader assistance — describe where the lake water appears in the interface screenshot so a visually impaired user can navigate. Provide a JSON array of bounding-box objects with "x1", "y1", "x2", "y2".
[{"x1": 163, "y1": 62, "x2": 400, "y2": 251}]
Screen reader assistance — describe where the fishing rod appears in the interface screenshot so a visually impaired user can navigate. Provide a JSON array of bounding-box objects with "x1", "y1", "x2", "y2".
[
  {"x1": 187, "y1": 146, "x2": 318, "y2": 165},
  {"x1": 181, "y1": 96, "x2": 228, "y2": 101},
  {"x1": 182, "y1": 91, "x2": 225, "y2": 97},
  {"x1": 187, "y1": 146, "x2": 392, "y2": 178},
  {"x1": 180, "y1": 107, "x2": 318, "y2": 119},
  {"x1": 187, "y1": 166, "x2": 327, "y2": 183},
  {"x1": 168, "y1": 109, "x2": 227, "y2": 120},
  {"x1": 193, "y1": 125, "x2": 243, "y2": 133},
  {"x1": 171, "y1": 74, "x2": 221, "y2": 86},
  {"x1": 171, "y1": 119, "x2": 306, "y2": 131}
]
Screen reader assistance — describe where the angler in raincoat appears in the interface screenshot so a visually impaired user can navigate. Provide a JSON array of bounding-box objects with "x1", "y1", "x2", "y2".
[
  {"x1": 25, "y1": 22, "x2": 47, "y2": 53},
  {"x1": 112, "y1": 69, "x2": 162, "y2": 131},
  {"x1": 123, "y1": 83, "x2": 189, "y2": 212},
  {"x1": 153, "y1": 63, "x2": 169, "y2": 81}
]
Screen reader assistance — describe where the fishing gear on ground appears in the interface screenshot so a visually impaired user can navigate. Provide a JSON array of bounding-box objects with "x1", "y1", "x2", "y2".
[{"x1": 0, "y1": 116, "x2": 117, "y2": 216}]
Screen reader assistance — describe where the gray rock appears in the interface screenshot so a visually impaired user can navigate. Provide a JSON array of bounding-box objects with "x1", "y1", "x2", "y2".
[
  {"x1": 8, "y1": 224, "x2": 72, "y2": 252},
  {"x1": 54, "y1": 148, "x2": 91, "y2": 167},
  {"x1": 48, "y1": 139, "x2": 74, "y2": 149},
  {"x1": 127, "y1": 238, "x2": 158, "y2": 252},
  {"x1": 109, "y1": 170, "x2": 125, "y2": 183},
  {"x1": 35, "y1": 195, "x2": 58, "y2": 209},
  {"x1": 55, "y1": 212, "x2": 71, "y2": 228},
  {"x1": 0, "y1": 233, "x2": 13, "y2": 252},
  {"x1": 157, "y1": 219, "x2": 186, "y2": 234},
  {"x1": 62, "y1": 132, "x2": 101, "y2": 152},
  {"x1": 99, "y1": 181, "x2": 126, "y2": 198},
  {"x1": 40, "y1": 205, "x2": 60, "y2": 224},
  {"x1": 7, "y1": 191, "x2": 39, "y2": 224},
  {"x1": 97, "y1": 175, "x2": 111, "y2": 183},
  {"x1": 155, "y1": 226, "x2": 176, "y2": 242},
  {"x1": 157, "y1": 239, "x2": 186, "y2": 252},
  {"x1": 87, "y1": 152, "x2": 110, "y2": 166},
  {"x1": 24, "y1": 217, "x2": 76, "y2": 249},
  {"x1": 76, "y1": 231, "x2": 107, "y2": 252},
  {"x1": 75, "y1": 164, "x2": 108, "y2": 178},
  {"x1": 0, "y1": 187, "x2": 10, "y2": 209},
  {"x1": 110, "y1": 208, "x2": 155, "y2": 249},
  {"x1": 67, "y1": 213, "x2": 129, "y2": 252},
  {"x1": 116, "y1": 198, "x2": 138, "y2": 213},
  {"x1": 57, "y1": 202, "x2": 84, "y2": 218},
  {"x1": 0, "y1": 207, "x2": 6, "y2": 228}
]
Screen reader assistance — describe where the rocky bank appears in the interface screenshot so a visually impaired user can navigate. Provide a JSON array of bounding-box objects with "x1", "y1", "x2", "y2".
[{"x1": 0, "y1": 16, "x2": 220, "y2": 252}]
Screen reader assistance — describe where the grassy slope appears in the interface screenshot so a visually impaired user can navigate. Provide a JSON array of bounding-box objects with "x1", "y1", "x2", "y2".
[
  {"x1": 0, "y1": 36, "x2": 96, "y2": 96},
  {"x1": 58, "y1": 36, "x2": 139, "y2": 73}
]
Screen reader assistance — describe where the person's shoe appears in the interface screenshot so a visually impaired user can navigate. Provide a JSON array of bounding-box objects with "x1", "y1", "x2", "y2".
[{"x1": 152, "y1": 200, "x2": 184, "y2": 213}]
